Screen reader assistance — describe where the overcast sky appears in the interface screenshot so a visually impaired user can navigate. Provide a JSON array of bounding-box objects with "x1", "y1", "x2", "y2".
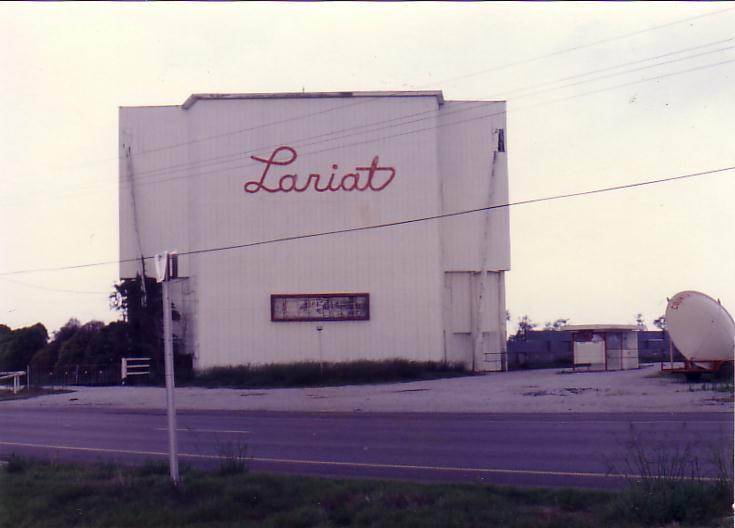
[{"x1": 1, "y1": 2, "x2": 733, "y2": 335}]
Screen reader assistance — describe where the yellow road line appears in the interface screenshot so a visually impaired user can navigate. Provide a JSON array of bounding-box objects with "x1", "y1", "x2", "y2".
[
  {"x1": 0, "y1": 440, "x2": 716, "y2": 481},
  {"x1": 152, "y1": 428, "x2": 251, "y2": 434}
]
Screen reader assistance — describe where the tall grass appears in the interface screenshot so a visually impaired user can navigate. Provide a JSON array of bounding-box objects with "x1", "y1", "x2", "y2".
[
  {"x1": 189, "y1": 359, "x2": 468, "y2": 388},
  {"x1": 216, "y1": 440, "x2": 249, "y2": 476},
  {"x1": 605, "y1": 425, "x2": 734, "y2": 526}
]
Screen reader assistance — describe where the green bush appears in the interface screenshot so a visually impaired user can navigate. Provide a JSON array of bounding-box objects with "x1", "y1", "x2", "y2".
[
  {"x1": 28, "y1": 319, "x2": 138, "y2": 373},
  {"x1": 0, "y1": 323, "x2": 47, "y2": 371},
  {"x1": 85, "y1": 321, "x2": 135, "y2": 369},
  {"x1": 54, "y1": 321, "x2": 105, "y2": 368},
  {"x1": 30, "y1": 318, "x2": 80, "y2": 368}
]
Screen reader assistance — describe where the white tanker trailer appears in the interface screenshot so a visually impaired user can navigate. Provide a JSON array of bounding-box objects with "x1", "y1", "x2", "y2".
[{"x1": 663, "y1": 290, "x2": 735, "y2": 380}]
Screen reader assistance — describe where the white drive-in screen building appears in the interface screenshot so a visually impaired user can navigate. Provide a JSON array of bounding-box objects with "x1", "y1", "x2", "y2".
[{"x1": 119, "y1": 91, "x2": 510, "y2": 371}]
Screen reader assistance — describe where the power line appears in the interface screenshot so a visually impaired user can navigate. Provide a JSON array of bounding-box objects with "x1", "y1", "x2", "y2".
[
  {"x1": 83, "y1": 40, "x2": 735, "y2": 186},
  {"x1": 116, "y1": 5, "x2": 735, "y2": 158},
  {"x1": 179, "y1": 166, "x2": 735, "y2": 258},
  {"x1": 514, "y1": 56, "x2": 735, "y2": 112},
  {"x1": 0, "y1": 276, "x2": 110, "y2": 295},
  {"x1": 436, "y1": 5, "x2": 735, "y2": 86},
  {"x1": 30, "y1": 5, "x2": 734, "y2": 173},
  {"x1": 495, "y1": 36, "x2": 735, "y2": 98},
  {"x1": 502, "y1": 43, "x2": 735, "y2": 100},
  {"x1": 4, "y1": 28, "x2": 733, "y2": 207},
  {"x1": 6, "y1": 46, "x2": 731, "y2": 209},
  {"x1": 109, "y1": 41, "x2": 735, "y2": 185},
  {"x1": 113, "y1": 56, "x2": 735, "y2": 192},
  {"x1": 1, "y1": 164, "x2": 732, "y2": 278},
  {"x1": 281, "y1": 57, "x2": 735, "y2": 173}
]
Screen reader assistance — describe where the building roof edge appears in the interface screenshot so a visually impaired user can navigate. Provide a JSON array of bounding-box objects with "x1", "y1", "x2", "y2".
[{"x1": 181, "y1": 90, "x2": 445, "y2": 110}]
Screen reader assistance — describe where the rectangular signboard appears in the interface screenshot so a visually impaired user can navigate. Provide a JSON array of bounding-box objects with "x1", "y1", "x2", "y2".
[{"x1": 271, "y1": 293, "x2": 370, "y2": 322}]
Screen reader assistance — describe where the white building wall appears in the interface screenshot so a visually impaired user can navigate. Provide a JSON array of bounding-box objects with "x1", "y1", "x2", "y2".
[
  {"x1": 119, "y1": 92, "x2": 509, "y2": 371},
  {"x1": 438, "y1": 101, "x2": 510, "y2": 371},
  {"x1": 119, "y1": 106, "x2": 191, "y2": 279},
  {"x1": 443, "y1": 271, "x2": 506, "y2": 370},
  {"x1": 438, "y1": 101, "x2": 510, "y2": 272}
]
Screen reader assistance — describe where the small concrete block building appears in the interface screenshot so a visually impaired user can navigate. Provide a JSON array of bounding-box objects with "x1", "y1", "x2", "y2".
[{"x1": 565, "y1": 325, "x2": 640, "y2": 371}]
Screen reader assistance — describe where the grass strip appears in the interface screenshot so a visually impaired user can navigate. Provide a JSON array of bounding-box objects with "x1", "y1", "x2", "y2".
[{"x1": 1, "y1": 457, "x2": 732, "y2": 528}]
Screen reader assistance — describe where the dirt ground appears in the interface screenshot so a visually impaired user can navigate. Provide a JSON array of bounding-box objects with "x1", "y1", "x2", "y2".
[{"x1": 2, "y1": 363, "x2": 732, "y2": 413}]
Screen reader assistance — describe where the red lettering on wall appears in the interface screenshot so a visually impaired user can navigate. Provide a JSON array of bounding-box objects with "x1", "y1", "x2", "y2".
[{"x1": 243, "y1": 146, "x2": 396, "y2": 194}]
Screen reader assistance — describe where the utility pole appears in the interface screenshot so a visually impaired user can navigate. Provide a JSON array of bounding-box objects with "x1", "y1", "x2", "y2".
[{"x1": 155, "y1": 251, "x2": 180, "y2": 486}]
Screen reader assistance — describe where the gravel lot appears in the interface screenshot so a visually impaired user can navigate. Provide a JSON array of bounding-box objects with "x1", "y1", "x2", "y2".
[{"x1": 2, "y1": 364, "x2": 732, "y2": 413}]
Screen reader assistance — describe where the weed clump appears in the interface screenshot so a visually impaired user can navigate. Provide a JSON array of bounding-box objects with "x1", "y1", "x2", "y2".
[
  {"x1": 605, "y1": 424, "x2": 734, "y2": 526},
  {"x1": 4, "y1": 454, "x2": 27, "y2": 474},
  {"x1": 217, "y1": 441, "x2": 249, "y2": 476}
]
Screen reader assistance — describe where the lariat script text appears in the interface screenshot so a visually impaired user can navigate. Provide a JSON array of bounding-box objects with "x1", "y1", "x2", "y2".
[{"x1": 244, "y1": 146, "x2": 396, "y2": 194}]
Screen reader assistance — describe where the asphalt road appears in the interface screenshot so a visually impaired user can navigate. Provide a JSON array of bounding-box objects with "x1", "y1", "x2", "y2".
[{"x1": 0, "y1": 408, "x2": 731, "y2": 489}]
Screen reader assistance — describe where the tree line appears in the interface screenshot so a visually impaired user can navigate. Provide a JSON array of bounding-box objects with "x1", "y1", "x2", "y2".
[
  {"x1": 0, "y1": 276, "x2": 163, "y2": 374},
  {"x1": 509, "y1": 312, "x2": 666, "y2": 338}
]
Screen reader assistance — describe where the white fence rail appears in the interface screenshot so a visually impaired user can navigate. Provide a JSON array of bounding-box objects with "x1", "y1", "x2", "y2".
[
  {"x1": 0, "y1": 371, "x2": 27, "y2": 394},
  {"x1": 121, "y1": 357, "x2": 152, "y2": 384}
]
